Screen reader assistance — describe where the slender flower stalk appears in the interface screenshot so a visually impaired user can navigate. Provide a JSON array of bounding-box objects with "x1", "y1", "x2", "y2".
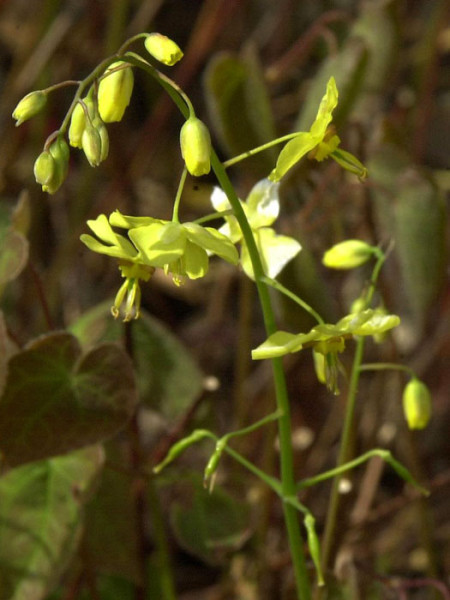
[
  {"x1": 317, "y1": 250, "x2": 387, "y2": 586},
  {"x1": 118, "y1": 55, "x2": 312, "y2": 599},
  {"x1": 211, "y1": 150, "x2": 311, "y2": 599}
]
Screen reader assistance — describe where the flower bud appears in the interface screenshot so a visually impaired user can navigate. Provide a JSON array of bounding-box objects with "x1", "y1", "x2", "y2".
[
  {"x1": 180, "y1": 117, "x2": 211, "y2": 176},
  {"x1": 350, "y1": 296, "x2": 366, "y2": 314},
  {"x1": 12, "y1": 90, "x2": 47, "y2": 126},
  {"x1": 402, "y1": 378, "x2": 432, "y2": 430},
  {"x1": 323, "y1": 240, "x2": 375, "y2": 269},
  {"x1": 144, "y1": 33, "x2": 183, "y2": 66},
  {"x1": 97, "y1": 61, "x2": 134, "y2": 123},
  {"x1": 68, "y1": 97, "x2": 95, "y2": 148},
  {"x1": 153, "y1": 430, "x2": 210, "y2": 474},
  {"x1": 41, "y1": 136, "x2": 69, "y2": 194},
  {"x1": 94, "y1": 117, "x2": 109, "y2": 163},
  {"x1": 82, "y1": 123, "x2": 102, "y2": 167},
  {"x1": 34, "y1": 150, "x2": 55, "y2": 186}
]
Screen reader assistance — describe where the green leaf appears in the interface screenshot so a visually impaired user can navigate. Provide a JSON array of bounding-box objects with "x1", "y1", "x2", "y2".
[
  {"x1": 69, "y1": 304, "x2": 203, "y2": 420},
  {"x1": 369, "y1": 147, "x2": 447, "y2": 337},
  {"x1": 204, "y1": 50, "x2": 276, "y2": 175},
  {"x1": 0, "y1": 446, "x2": 104, "y2": 600},
  {"x1": 0, "y1": 229, "x2": 28, "y2": 286},
  {"x1": 170, "y1": 479, "x2": 251, "y2": 565},
  {"x1": 295, "y1": 40, "x2": 368, "y2": 132},
  {"x1": 350, "y1": 0, "x2": 400, "y2": 93},
  {"x1": 82, "y1": 448, "x2": 141, "y2": 584},
  {"x1": 394, "y1": 170, "x2": 447, "y2": 331},
  {"x1": 0, "y1": 332, "x2": 137, "y2": 468}
]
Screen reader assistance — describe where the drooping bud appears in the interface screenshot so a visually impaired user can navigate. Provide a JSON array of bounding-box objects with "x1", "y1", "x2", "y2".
[
  {"x1": 144, "y1": 33, "x2": 183, "y2": 66},
  {"x1": 93, "y1": 117, "x2": 109, "y2": 163},
  {"x1": 34, "y1": 150, "x2": 55, "y2": 187},
  {"x1": 12, "y1": 90, "x2": 47, "y2": 126},
  {"x1": 97, "y1": 61, "x2": 134, "y2": 123},
  {"x1": 41, "y1": 136, "x2": 69, "y2": 194},
  {"x1": 402, "y1": 378, "x2": 432, "y2": 430},
  {"x1": 180, "y1": 116, "x2": 211, "y2": 176},
  {"x1": 68, "y1": 97, "x2": 95, "y2": 148},
  {"x1": 323, "y1": 240, "x2": 375, "y2": 269},
  {"x1": 153, "y1": 430, "x2": 211, "y2": 474},
  {"x1": 82, "y1": 122, "x2": 102, "y2": 167}
]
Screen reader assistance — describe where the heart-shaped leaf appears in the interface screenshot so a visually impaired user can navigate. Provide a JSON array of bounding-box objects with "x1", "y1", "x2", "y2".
[
  {"x1": 70, "y1": 304, "x2": 203, "y2": 420},
  {"x1": 0, "y1": 445, "x2": 104, "y2": 600},
  {"x1": 170, "y1": 477, "x2": 251, "y2": 565},
  {"x1": 0, "y1": 332, "x2": 137, "y2": 468},
  {"x1": 0, "y1": 229, "x2": 29, "y2": 286}
]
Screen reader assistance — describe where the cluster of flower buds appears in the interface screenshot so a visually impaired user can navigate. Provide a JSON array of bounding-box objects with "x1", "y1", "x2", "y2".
[
  {"x1": 69, "y1": 96, "x2": 109, "y2": 167},
  {"x1": 33, "y1": 136, "x2": 69, "y2": 194},
  {"x1": 11, "y1": 32, "x2": 187, "y2": 194}
]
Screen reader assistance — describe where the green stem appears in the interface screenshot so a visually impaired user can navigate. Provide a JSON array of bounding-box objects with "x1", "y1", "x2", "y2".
[
  {"x1": 358, "y1": 363, "x2": 415, "y2": 378},
  {"x1": 223, "y1": 132, "x2": 300, "y2": 168},
  {"x1": 147, "y1": 478, "x2": 177, "y2": 600},
  {"x1": 123, "y1": 51, "x2": 195, "y2": 115},
  {"x1": 263, "y1": 276, "x2": 324, "y2": 325},
  {"x1": 223, "y1": 445, "x2": 283, "y2": 497},
  {"x1": 194, "y1": 209, "x2": 233, "y2": 225},
  {"x1": 117, "y1": 32, "x2": 148, "y2": 55},
  {"x1": 127, "y1": 55, "x2": 311, "y2": 599},
  {"x1": 298, "y1": 448, "x2": 427, "y2": 495},
  {"x1": 172, "y1": 167, "x2": 187, "y2": 223},
  {"x1": 211, "y1": 151, "x2": 311, "y2": 600},
  {"x1": 319, "y1": 336, "x2": 366, "y2": 575},
  {"x1": 317, "y1": 252, "x2": 387, "y2": 587}
]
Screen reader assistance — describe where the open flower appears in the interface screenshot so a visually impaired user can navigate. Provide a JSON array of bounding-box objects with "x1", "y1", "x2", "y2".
[
  {"x1": 252, "y1": 309, "x2": 400, "y2": 392},
  {"x1": 252, "y1": 309, "x2": 400, "y2": 360},
  {"x1": 126, "y1": 219, "x2": 238, "y2": 285},
  {"x1": 80, "y1": 211, "x2": 238, "y2": 318},
  {"x1": 252, "y1": 308, "x2": 400, "y2": 394},
  {"x1": 269, "y1": 77, "x2": 367, "y2": 182},
  {"x1": 211, "y1": 178, "x2": 301, "y2": 280}
]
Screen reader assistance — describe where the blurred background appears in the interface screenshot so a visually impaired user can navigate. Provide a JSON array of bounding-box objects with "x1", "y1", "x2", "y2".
[{"x1": 0, "y1": 0, "x2": 448, "y2": 598}]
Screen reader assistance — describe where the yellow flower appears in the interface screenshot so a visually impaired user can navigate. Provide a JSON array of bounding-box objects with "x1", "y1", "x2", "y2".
[{"x1": 269, "y1": 77, "x2": 367, "y2": 181}]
